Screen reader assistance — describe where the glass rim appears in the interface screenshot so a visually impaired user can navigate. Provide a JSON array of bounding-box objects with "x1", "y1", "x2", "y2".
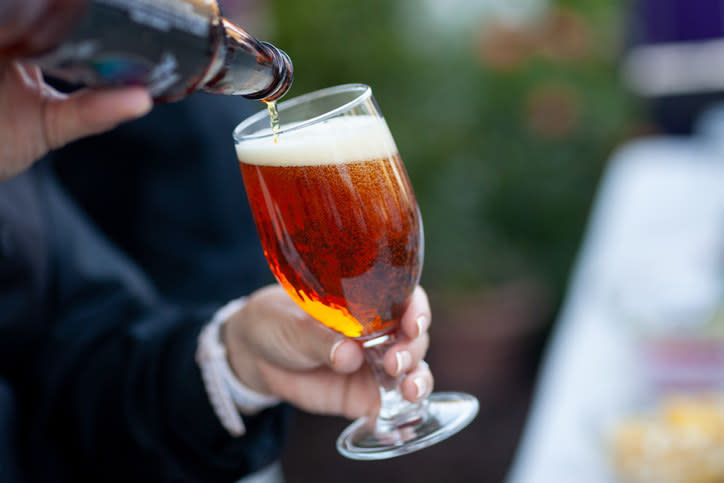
[{"x1": 232, "y1": 83, "x2": 372, "y2": 143}]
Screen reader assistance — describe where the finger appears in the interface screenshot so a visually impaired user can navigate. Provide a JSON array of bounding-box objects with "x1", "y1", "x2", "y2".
[
  {"x1": 399, "y1": 286, "x2": 431, "y2": 340},
  {"x1": 17, "y1": 64, "x2": 67, "y2": 101},
  {"x1": 10, "y1": 61, "x2": 41, "y2": 88},
  {"x1": 400, "y1": 361, "x2": 433, "y2": 403},
  {"x1": 383, "y1": 331, "x2": 430, "y2": 376},
  {"x1": 329, "y1": 339, "x2": 365, "y2": 374},
  {"x1": 43, "y1": 86, "x2": 152, "y2": 151},
  {"x1": 263, "y1": 364, "x2": 379, "y2": 420},
  {"x1": 0, "y1": 5, "x2": 40, "y2": 46}
]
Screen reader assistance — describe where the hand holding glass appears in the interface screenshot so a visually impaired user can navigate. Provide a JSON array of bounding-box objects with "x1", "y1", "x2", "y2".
[{"x1": 233, "y1": 84, "x2": 478, "y2": 460}]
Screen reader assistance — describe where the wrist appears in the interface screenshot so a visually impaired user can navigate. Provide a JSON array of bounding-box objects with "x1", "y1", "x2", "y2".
[
  {"x1": 196, "y1": 297, "x2": 281, "y2": 437},
  {"x1": 222, "y1": 302, "x2": 271, "y2": 397}
]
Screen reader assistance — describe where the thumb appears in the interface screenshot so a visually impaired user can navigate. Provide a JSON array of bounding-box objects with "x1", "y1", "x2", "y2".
[
  {"x1": 259, "y1": 304, "x2": 365, "y2": 373},
  {"x1": 237, "y1": 285, "x2": 365, "y2": 373},
  {"x1": 43, "y1": 86, "x2": 152, "y2": 150},
  {"x1": 295, "y1": 321, "x2": 363, "y2": 374}
]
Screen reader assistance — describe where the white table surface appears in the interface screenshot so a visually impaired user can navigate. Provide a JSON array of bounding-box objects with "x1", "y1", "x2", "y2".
[{"x1": 507, "y1": 134, "x2": 724, "y2": 482}]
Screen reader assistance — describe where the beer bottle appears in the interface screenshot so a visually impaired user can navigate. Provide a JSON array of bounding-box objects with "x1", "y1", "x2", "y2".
[{"x1": 0, "y1": 0, "x2": 293, "y2": 102}]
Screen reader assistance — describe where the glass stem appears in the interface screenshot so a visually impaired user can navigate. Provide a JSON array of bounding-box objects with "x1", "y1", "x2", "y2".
[{"x1": 361, "y1": 330, "x2": 428, "y2": 434}]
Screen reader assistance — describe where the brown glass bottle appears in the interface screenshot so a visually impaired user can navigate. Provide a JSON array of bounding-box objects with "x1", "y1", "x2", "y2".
[{"x1": 0, "y1": 0, "x2": 293, "y2": 102}]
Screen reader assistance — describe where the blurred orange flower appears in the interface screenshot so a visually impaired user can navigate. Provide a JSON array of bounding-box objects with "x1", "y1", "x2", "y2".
[
  {"x1": 476, "y1": 6, "x2": 592, "y2": 71},
  {"x1": 535, "y1": 7, "x2": 591, "y2": 62},
  {"x1": 477, "y1": 23, "x2": 535, "y2": 72},
  {"x1": 524, "y1": 83, "x2": 582, "y2": 138}
]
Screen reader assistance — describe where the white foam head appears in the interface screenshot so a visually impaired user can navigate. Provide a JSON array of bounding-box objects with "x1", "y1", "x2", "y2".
[{"x1": 235, "y1": 115, "x2": 399, "y2": 166}]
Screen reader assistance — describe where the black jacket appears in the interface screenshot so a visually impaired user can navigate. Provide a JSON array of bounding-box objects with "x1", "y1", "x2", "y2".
[{"x1": 0, "y1": 94, "x2": 288, "y2": 482}]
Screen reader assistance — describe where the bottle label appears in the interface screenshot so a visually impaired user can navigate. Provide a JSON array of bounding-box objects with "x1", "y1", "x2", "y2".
[{"x1": 34, "y1": 0, "x2": 218, "y2": 99}]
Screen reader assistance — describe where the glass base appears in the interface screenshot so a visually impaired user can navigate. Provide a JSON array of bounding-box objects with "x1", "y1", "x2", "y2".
[{"x1": 336, "y1": 391, "x2": 479, "y2": 460}]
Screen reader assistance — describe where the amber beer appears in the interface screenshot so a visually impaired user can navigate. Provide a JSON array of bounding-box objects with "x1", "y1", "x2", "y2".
[{"x1": 237, "y1": 116, "x2": 423, "y2": 338}]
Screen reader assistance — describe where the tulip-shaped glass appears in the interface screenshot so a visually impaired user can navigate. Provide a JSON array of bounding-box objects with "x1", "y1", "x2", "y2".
[{"x1": 233, "y1": 84, "x2": 478, "y2": 460}]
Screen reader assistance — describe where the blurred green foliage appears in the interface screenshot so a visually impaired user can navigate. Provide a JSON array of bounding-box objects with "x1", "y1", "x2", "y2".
[{"x1": 268, "y1": 0, "x2": 643, "y2": 306}]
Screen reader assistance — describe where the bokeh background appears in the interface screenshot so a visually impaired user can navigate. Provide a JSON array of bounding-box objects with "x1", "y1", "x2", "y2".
[{"x1": 225, "y1": 0, "x2": 646, "y2": 481}]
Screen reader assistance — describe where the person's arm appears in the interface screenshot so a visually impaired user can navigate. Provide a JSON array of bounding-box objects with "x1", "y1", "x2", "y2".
[
  {"x1": 0, "y1": 378, "x2": 21, "y2": 483},
  {"x1": 23, "y1": 165, "x2": 288, "y2": 481},
  {"x1": 26, "y1": 163, "x2": 433, "y2": 481}
]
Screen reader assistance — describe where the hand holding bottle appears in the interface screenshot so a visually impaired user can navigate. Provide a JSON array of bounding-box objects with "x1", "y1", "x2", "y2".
[
  {"x1": 0, "y1": 0, "x2": 291, "y2": 179},
  {"x1": 0, "y1": 59, "x2": 151, "y2": 180},
  {"x1": 1, "y1": 0, "x2": 152, "y2": 178}
]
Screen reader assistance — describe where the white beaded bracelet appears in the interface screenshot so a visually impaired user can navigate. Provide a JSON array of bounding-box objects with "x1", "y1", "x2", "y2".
[{"x1": 195, "y1": 297, "x2": 281, "y2": 437}]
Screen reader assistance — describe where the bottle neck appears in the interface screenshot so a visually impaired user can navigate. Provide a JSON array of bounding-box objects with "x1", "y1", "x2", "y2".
[{"x1": 202, "y1": 18, "x2": 293, "y2": 102}]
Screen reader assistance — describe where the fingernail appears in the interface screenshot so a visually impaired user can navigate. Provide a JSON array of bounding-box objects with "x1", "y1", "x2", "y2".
[
  {"x1": 395, "y1": 351, "x2": 412, "y2": 375},
  {"x1": 414, "y1": 376, "x2": 429, "y2": 400},
  {"x1": 105, "y1": 88, "x2": 152, "y2": 118},
  {"x1": 415, "y1": 315, "x2": 429, "y2": 337},
  {"x1": 329, "y1": 339, "x2": 345, "y2": 364}
]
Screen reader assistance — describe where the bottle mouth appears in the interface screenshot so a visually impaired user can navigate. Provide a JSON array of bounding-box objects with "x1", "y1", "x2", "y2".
[{"x1": 244, "y1": 42, "x2": 294, "y2": 102}]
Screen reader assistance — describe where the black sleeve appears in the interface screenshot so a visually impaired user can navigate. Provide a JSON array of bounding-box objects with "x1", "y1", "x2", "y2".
[
  {"x1": 22, "y1": 165, "x2": 289, "y2": 482},
  {"x1": 0, "y1": 378, "x2": 21, "y2": 483}
]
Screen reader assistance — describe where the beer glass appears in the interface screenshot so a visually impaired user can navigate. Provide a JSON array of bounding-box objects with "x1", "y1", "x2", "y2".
[{"x1": 233, "y1": 84, "x2": 478, "y2": 460}]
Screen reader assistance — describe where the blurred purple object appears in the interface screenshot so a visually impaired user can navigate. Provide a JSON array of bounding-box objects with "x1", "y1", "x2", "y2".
[
  {"x1": 640, "y1": 335, "x2": 724, "y2": 397},
  {"x1": 631, "y1": 0, "x2": 724, "y2": 44},
  {"x1": 624, "y1": 1, "x2": 724, "y2": 133}
]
